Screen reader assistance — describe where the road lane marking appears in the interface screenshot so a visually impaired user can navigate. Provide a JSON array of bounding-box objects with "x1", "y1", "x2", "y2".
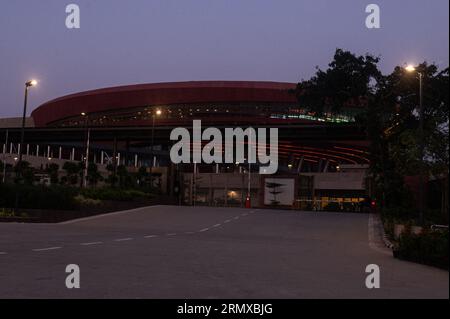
[
  {"x1": 184, "y1": 231, "x2": 195, "y2": 235},
  {"x1": 144, "y1": 235, "x2": 158, "y2": 238},
  {"x1": 32, "y1": 247, "x2": 62, "y2": 252},
  {"x1": 224, "y1": 219, "x2": 231, "y2": 223},
  {"x1": 234, "y1": 216, "x2": 239, "y2": 220},
  {"x1": 115, "y1": 238, "x2": 133, "y2": 242},
  {"x1": 166, "y1": 233, "x2": 177, "y2": 236},
  {"x1": 0, "y1": 252, "x2": 7, "y2": 255},
  {"x1": 59, "y1": 205, "x2": 164, "y2": 225},
  {"x1": 80, "y1": 242, "x2": 103, "y2": 246},
  {"x1": 199, "y1": 228, "x2": 210, "y2": 232},
  {"x1": 213, "y1": 223, "x2": 221, "y2": 228}
]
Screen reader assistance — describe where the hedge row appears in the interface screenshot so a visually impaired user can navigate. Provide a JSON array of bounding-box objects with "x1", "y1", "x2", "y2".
[
  {"x1": 395, "y1": 230, "x2": 449, "y2": 270},
  {"x1": 0, "y1": 184, "x2": 79, "y2": 210}
]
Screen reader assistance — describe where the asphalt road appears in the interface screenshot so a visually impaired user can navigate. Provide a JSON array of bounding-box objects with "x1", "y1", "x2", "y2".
[{"x1": 0, "y1": 206, "x2": 448, "y2": 299}]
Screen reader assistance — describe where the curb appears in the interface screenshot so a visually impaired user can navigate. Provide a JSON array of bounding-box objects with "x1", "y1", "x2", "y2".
[{"x1": 369, "y1": 213, "x2": 394, "y2": 253}]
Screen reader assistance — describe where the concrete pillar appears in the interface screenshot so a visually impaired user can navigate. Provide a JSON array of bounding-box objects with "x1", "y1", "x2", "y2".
[
  {"x1": 71, "y1": 148, "x2": 75, "y2": 161},
  {"x1": 36, "y1": 145, "x2": 40, "y2": 157},
  {"x1": 101, "y1": 151, "x2": 104, "y2": 165},
  {"x1": 59, "y1": 147, "x2": 62, "y2": 160},
  {"x1": 26, "y1": 144, "x2": 30, "y2": 156},
  {"x1": 134, "y1": 154, "x2": 138, "y2": 167}
]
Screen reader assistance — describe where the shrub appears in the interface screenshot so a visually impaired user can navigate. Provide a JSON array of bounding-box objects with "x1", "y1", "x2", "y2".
[
  {"x1": 395, "y1": 230, "x2": 449, "y2": 270},
  {"x1": 0, "y1": 184, "x2": 79, "y2": 210},
  {"x1": 74, "y1": 195, "x2": 102, "y2": 207},
  {"x1": 80, "y1": 187, "x2": 148, "y2": 201}
]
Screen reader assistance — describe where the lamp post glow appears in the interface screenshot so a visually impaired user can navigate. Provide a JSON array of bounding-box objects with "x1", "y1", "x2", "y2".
[
  {"x1": 405, "y1": 65, "x2": 416, "y2": 73},
  {"x1": 404, "y1": 64, "x2": 425, "y2": 225}
]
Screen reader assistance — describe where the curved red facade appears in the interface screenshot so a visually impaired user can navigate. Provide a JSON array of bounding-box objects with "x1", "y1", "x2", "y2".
[{"x1": 31, "y1": 81, "x2": 297, "y2": 127}]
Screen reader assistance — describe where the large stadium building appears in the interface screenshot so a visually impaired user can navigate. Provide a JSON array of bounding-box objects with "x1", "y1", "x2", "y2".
[{"x1": 0, "y1": 81, "x2": 371, "y2": 209}]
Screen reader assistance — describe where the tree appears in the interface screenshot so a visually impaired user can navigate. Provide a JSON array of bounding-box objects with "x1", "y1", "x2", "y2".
[
  {"x1": 46, "y1": 163, "x2": 60, "y2": 185},
  {"x1": 295, "y1": 48, "x2": 382, "y2": 117},
  {"x1": 14, "y1": 161, "x2": 34, "y2": 185},
  {"x1": 373, "y1": 64, "x2": 449, "y2": 217},
  {"x1": 63, "y1": 161, "x2": 83, "y2": 186},
  {"x1": 117, "y1": 165, "x2": 132, "y2": 188},
  {"x1": 295, "y1": 49, "x2": 449, "y2": 221},
  {"x1": 136, "y1": 166, "x2": 149, "y2": 187},
  {"x1": 87, "y1": 162, "x2": 102, "y2": 187},
  {"x1": 105, "y1": 164, "x2": 118, "y2": 187}
]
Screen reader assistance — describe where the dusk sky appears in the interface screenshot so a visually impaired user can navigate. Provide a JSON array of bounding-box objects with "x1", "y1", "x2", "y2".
[{"x1": 0, "y1": 0, "x2": 448, "y2": 118}]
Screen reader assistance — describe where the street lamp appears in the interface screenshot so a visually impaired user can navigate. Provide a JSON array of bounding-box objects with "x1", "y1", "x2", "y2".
[
  {"x1": 150, "y1": 108, "x2": 162, "y2": 188},
  {"x1": 15, "y1": 79, "x2": 37, "y2": 212},
  {"x1": 405, "y1": 64, "x2": 425, "y2": 225},
  {"x1": 18, "y1": 80, "x2": 38, "y2": 165},
  {"x1": 81, "y1": 112, "x2": 91, "y2": 188}
]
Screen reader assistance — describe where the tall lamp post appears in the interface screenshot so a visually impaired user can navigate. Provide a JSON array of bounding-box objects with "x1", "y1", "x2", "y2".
[
  {"x1": 18, "y1": 80, "x2": 38, "y2": 165},
  {"x1": 14, "y1": 79, "x2": 37, "y2": 212},
  {"x1": 405, "y1": 65, "x2": 425, "y2": 225},
  {"x1": 150, "y1": 109, "x2": 162, "y2": 188},
  {"x1": 81, "y1": 112, "x2": 90, "y2": 188}
]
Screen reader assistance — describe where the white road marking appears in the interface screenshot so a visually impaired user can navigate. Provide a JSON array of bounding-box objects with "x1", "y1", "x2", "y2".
[
  {"x1": 224, "y1": 219, "x2": 231, "y2": 223},
  {"x1": 213, "y1": 223, "x2": 221, "y2": 228},
  {"x1": 32, "y1": 247, "x2": 62, "y2": 252},
  {"x1": 59, "y1": 205, "x2": 163, "y2": 225},
  {"x1": 184, "y1": 231, "x2": 195, "y2": 235},
  {"x1": 144, "y1": 235, "x2": 158, "y2": 238},
  {"x1": 115, "y1": 238, "x2": 133, "y2": 242},
  {"x1": 0, "y1": 252, "x2": 7, "y2": 255},
  {"x1": 199, "y1": 228, "x2": 210, "y2": 232},
  {"x1": 80, "y1": 241, "x2": 103, "y2": 246},
  {"x1": 234, "y1": 216, "x2": 239, "y2": 220},
  {"x1": 166, "y1": 233, "x2": 177, "y2": 236}
]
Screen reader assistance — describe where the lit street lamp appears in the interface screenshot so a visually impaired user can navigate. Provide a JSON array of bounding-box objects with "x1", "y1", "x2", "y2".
[
  {"x1": 405, "y1": 64, "x2": 425, "y2": 225},
  {"x1": 18, "y1": 80, "x2": 37, "y2": 165},
  {"x1": 150, "y1": 108, "x2": 162, "y2": 188},
  {"x1": 81, "y1": 112, "x2": 91, "y2": 188},
  {"x1": 15, "y1": 79, "x2": 37, "y2": 212}
]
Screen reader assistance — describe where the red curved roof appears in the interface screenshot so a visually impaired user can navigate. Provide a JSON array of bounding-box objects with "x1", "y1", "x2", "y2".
[{"x1": 31, "y1": 81, "x2": 297, "y2": 127}]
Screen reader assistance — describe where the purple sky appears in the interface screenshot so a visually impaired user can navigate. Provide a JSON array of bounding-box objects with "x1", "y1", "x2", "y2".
[{"x1": 0, "y1": 0, "x2": 448, "y2": 117}]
